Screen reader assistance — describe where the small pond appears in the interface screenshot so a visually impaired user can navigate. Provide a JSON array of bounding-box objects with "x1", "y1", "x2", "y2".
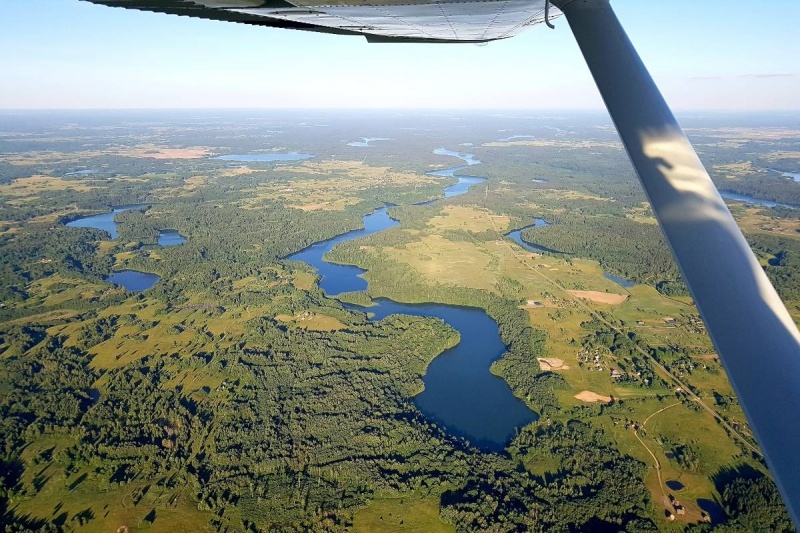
[
  {"x1": 106, "y1": 270, "x2": 160, "y2": 292},
  {"x1": 157, "y1": 229, "x2": 187, "y2": 247},
  {"x1": 665, "y1": 480, "x2": 685, "y2": 491},
  {"x1": 604, "y1": 272, "x2": 635, "y2": 288}
]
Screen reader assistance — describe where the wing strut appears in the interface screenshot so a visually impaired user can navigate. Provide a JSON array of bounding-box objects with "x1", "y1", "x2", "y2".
[{"x1": 553, "y1": 0, "x2": 800, "y2": 523}]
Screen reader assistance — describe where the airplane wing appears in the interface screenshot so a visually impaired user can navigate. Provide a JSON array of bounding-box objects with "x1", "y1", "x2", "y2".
[{"x1": 81, "y1": 0, "x2": 558, "y2": 43}]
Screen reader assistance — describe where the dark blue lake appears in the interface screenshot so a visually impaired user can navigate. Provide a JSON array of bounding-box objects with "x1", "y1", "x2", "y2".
[
  {"x1": 158, "y1": 229, "x2": 186, "y2": 247},
  {"x1": 286, "y1": 207, "x2": 398, "y2": 296},
  {"x1": 719, "y1": 191, "x2": 793, "y2": 209},
  {"x1": 66, "y1": 204, "x2": 147, "y2": 239},
  {"x1": 286, "y1": 146, "x2": 537, "y2": 450},
  {"x1": 506, "y1": 219, "x2": 562, "y2": 253},
  {"x1": 348, "y1": 299, "x2": 537, "y2": 450},
  {"x1": 213, "y1": 152, "x2": 314, "y2": 162},
  {"x1": 107, "y1": 270, "x2": 160, "y2": 292}
]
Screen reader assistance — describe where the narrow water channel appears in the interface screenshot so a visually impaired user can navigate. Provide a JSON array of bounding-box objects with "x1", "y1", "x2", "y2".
[{"x1": 287, "y1": 148, "x2": 538, "y2": 451}]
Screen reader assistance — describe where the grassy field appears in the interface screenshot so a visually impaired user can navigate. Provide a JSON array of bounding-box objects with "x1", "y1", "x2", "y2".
[
  {"x1": 335, "y1": 192, "x2": 768, "y2": 527},
  {"x1": 352, "y1": 493, "x2": 455, "y2": 533}
]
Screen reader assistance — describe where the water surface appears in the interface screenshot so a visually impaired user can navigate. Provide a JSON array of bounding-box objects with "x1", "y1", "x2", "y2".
[
  {"x1": 107, "y1": 270, "x2": 160, "y2": 292},
  {"x1": 286, "y1": 207, "x2": 398, "y2": 295},
  {"x1": 158, "y1": 229, "x2": 186, "y2": 247},
  {"x1": 213, "y1": 152, "x2": 314, "y2": 162},
  {"x1": 348, "y1": 299, "x2": 538, "y2": 450},
  {"x1": 66, "y1": 204, "x2": 147, "y2": 239},
  {"x1": 506, "y1": 219, "x2": 562, "y2": 253},
  {"x1": 665, "y1": 480, "x2": 685, "y2": 491},
  {"x1": 347, "y1": 137, "x2": 391, "y2": 147},
  {"x1": 433, "y1": 147, "x2": 480, "y2": 166},
  {"x1": 720, "y1": 191, "x2": 793, "y2": 209},
  {"x1": 286, "y1": 146, "x2": 537, "y2": 450},
  {"x1": 604, "y1": 272, "x2": 634, "y2": 288},
  {"x1": 696, "y1": 498, "x2": 727, "y2": 525},
  {"x1": 769, "y1": 168, "x2": 800, "y2": 182}
]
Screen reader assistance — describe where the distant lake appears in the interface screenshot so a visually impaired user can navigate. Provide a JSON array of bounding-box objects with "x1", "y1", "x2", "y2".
[
  {"x1": 769, "y1": 168, "x2": 800, "y2": 182},
  {"x1": 65, "y1": 204, "x2": 147, "y2": 239},
  {"x1": 107, "y1": 270, "x2": 160, "y2": 292},
  {"x1": 498, "y1": 135, "x2": 537, "y2": 142},
  {"x1": 719, "y1": 191, "x2": 793, "y2": 209},
  {"x1": 158, "y1": 229, "x2": 186, "y2": 247},
  {"x1": 213, "y1": 152, "x2": 314, "y2": 162},
  {"x1": 65, "y1": 169, "x2": 97, "y2": 176},
  {"x1": 531, "y1": 178, "x2": 548, "y2": 184},
  {"x1": 347, "y1": 137, "x2": 391, "y2": 147},
  {"x1": 423, "y1": 148, "x2": 487, "y2": 201},
  {"x1": 433, "y1": 147, "x2": 480, "y2": 166},
  {"x1": 506, "y1": 219, "x2": 563, "y2": 254}
]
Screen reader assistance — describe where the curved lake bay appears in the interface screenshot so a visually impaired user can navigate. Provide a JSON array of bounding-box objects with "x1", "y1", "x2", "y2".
[{"x1": 287, "y1": 149, "x2": 538, "y2": 450}]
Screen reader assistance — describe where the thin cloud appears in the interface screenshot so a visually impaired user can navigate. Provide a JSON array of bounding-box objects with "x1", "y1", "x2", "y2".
[
  {"x1": 739, "y1": 73, "x2": 796, "y2": 79},
  {"x1": 689, "y1": 73, "x2": 796, "y2": 81}
]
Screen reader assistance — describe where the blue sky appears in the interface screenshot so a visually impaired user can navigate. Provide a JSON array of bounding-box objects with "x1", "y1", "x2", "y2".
[{"x1": 1, "y1": 0, "x2": 798, "y2": 110}]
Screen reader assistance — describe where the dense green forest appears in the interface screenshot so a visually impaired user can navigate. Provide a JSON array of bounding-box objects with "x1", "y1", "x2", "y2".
[{"x1": 0, "y1": 111, "x2": 796, "y2": 532}]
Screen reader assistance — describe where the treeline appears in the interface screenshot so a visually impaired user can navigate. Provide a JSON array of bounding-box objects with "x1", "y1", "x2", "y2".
[{"x1": 519, "y1": 215, "x2": 685, "y2": 291}]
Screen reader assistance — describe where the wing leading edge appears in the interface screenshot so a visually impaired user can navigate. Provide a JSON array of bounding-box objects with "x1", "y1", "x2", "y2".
[{"x1": 81, "y1": 0, "x2": 559, "y2": 43}]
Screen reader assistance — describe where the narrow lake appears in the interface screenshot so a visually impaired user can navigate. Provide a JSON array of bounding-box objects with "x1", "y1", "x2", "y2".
[
  {"x1": 287, "y1": 147, "x2": 538, "y2": 450},
  {"x1": 505, "y1": 219, "x2": 563, "y2": 254},
  {"x1": 768, "y1": 168, "x2": 800, "y2": 183},
  {"x1": 347, "y1": 137, "x2": 391, "y2": 147},
  {"x1": 66, "y1": 204, "x2": 147, "y2": 239},
  {"x1": 213, "y1": 152, "x2": 314, "y2": 162},
  {"x1": 720, "y1": 191, "x2": 794, "y2": 209}
]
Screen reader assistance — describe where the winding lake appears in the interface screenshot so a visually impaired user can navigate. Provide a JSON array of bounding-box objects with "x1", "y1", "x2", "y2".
[
  {"x1": 66, "y1": 204, "x2": 147, "y2": 239},
  {"x1": 720, "y1": 191, "x2": 794, "y2": 209},
  {"x1": 287, "y1": 147, "x2": 538, "y2": 450},
  {"x1": 506, "y1": 219, "x2": 563, "y2": 254},
  {"x1": 347, "y1": 299, "x2": 537, "y2": 450}
]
